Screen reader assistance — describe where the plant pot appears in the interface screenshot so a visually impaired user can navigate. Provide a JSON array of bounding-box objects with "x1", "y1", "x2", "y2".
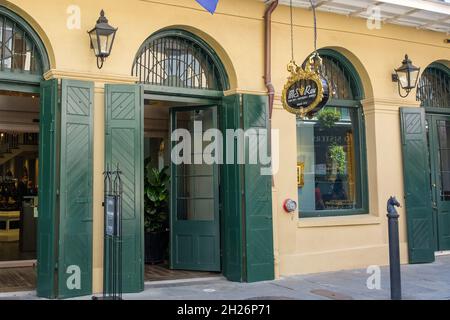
[{"x1": 144, "y1": 230, "x2": 169, "y2": 265}]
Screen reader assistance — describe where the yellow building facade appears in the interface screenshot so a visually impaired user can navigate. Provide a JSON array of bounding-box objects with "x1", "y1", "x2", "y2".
[{"x1": 0, "y1": 0, "x2": 448, "y2": 298}]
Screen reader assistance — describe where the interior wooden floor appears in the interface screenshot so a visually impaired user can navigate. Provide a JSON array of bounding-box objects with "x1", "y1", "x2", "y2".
[
  {"x1": 144, "y1": 263, "x2": 219, "y2": 282},
  {"x1": 0, "y1": 267, "x2": 36, "y2": 293},
  {"x1": 0, "y1": 262, "x2": 219, "y2": 293}
]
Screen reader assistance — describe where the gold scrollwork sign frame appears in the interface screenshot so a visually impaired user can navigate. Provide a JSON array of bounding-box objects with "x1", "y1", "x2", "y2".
[{"x1": 281, "y1": 54, "x2": 329, "y2": 119}]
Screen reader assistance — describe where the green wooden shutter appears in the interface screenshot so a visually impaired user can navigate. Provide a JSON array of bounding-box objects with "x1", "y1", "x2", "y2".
[
  {"x1": 400, "y1": 107, "x2": 435, "y2": 264},
  {"x1": 58, "y1": 79, "x2": 94, "y2": 298},
  {"x1": 221, "y1": 94, "x2": 244, "y2": 281},
  {"x1": 105, "y1": 84, "x2": 144, "y2": 293},
  {"x1": 242, "y1": 94, "x2": 274, "y2": 282},
  {"x1": 37, "y1": 79, "x2": 58, "y2": 298}
]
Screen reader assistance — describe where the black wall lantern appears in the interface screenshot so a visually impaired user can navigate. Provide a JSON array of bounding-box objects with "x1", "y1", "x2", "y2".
[
  {"x1": 392, "y1": 54, "x2": 420, "y2": 98},
  {"x1": 88, "y1": 10, "x2": 117, "y2": 69}
]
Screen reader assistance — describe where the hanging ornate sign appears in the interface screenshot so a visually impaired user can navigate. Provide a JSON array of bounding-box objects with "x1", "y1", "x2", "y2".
[{"x1": 282, "y1": 54, "x2": 330, "y2": 118}]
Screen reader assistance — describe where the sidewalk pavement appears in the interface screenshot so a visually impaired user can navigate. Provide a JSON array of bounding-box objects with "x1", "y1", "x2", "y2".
[{"x1": 1, "y1": 255, "x2": 449, "y2": 300}]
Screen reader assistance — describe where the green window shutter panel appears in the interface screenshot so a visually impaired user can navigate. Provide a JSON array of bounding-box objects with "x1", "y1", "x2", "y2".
[
  {"x1": 221, "y1": 94, "x2": 244, "y2": 282},
  {"x1": 58, "y1": 79, "x2": 94, "y2": 298},
  {"x1": 400, "y1": 107, "x2": 435, "y2": 264},
  {"x1": 242, "y1": 94, "x2": 274, "y2": 282},
  {"x1": 37, "y1": 79, "x2": 58, "y2": 299},
  {"x1": 104, "y1": 84, "x2": 144, "y2": 293}
]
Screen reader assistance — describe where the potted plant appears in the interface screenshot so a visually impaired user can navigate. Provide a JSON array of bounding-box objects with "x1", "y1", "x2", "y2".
[
  {"x1": 144, "y1": 157, "x2": 170, "y2": 264},
  {"x1": 329, "y1": 143, "x2": 346, "y2": 174},
  {"x1": 317, "y1": 108, "x2": 341, "y2": 128}
]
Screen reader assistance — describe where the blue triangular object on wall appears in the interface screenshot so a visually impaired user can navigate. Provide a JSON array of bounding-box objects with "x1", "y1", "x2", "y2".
[{"x1": 195, "y1": 0, "x2": 219, "y2": 14}]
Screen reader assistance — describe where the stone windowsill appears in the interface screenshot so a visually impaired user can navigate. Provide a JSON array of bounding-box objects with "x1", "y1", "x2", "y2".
[{"x1": 297, "y1": 214, "x2": 382, "y2": 228}]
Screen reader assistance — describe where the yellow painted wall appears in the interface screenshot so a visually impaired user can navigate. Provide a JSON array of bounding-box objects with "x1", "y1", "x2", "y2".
[{"x1": 2, "y1": 0, "x2": 449, "y2": 292}]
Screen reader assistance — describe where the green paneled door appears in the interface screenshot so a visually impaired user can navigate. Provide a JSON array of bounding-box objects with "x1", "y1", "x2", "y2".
[
  {"x1": 105, "y1": 84, "x2": 144, "y2": 293},
  {"x1": 57, "y1": 80, "x2": 94, "y2": 298},
  {"x1": 400, "y1": 107, "x2": 435, "y2": 263},
  {"x1": 37, "y1": 79, "x2": 58, "y2": 298},
  {"x1": 426, "y1": 114, "x2": 450, "y2": 251},
  {"x1": 242, "y1": 94, "x2": 274, "y2": 282},
  {"x1": 170, "y1": 106, "x2": 221, "y2": 272},
  {"x1": 221, "y1": 94, "x2": 244, "y2": 282},
  {"x1": 37, "y1": 79, "x2": 94, "y2": 299},
  {"x1": 219, "y1": 94, "x2": 274, "y2": 282}
]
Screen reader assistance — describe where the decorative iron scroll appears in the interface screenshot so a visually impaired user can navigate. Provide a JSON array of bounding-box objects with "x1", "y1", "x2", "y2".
[
  {"x1": 417, "y1": 66, "x2": 450, "y2": 108},
  {"x1": 132, "y1": 35, "x2": 223, "y2": 90}
]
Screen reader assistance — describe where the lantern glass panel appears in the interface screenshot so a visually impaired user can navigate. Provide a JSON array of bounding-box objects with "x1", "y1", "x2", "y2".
[
  {"x1": 89, "y1": 31, "x2": 100, "y2": 56},
  {"x1": 397, "y1": 70, "x2": 409, "y2": 89},
  {"x1": 99, "y1": 33, "x2": 109, "y2": 55},
  {"x1": 96, "y1": 28, "x2": 115, "y2": 56},
  {"x1": 409, "y1": 68, "x2": 420, "y2": 88}
]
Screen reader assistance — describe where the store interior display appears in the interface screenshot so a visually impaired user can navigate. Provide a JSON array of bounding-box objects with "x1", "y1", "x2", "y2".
[{"x1": 0, "y1": 131, "x2": 39, "y2": 261}]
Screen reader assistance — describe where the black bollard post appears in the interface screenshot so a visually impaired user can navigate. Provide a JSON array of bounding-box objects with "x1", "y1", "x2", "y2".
[{"x1": 387, "y1": 196, "x2": 402, "y2": 300}]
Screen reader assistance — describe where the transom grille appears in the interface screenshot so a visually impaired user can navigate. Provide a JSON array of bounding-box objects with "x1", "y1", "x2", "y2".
[
  {"x1": 132, "y1": 35, "x2": 223, "y2": 90},
  {"x1": 417, "y1": 66, "x2": 450, "y2": 108},
  {"x1": 321, "y1": 55, "x2": 357, "y2": 100},
  {"x1": 0, "y1": 14, "x2": 42, "y2": 74}
]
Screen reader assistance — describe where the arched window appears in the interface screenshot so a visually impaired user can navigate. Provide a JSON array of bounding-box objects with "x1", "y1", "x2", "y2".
[
  {"x1": 417, "y1": 64, "x2": 450, "y2": 108},
  {"x1": 132, "y1": 30, "x2": 228, "y2": 91},
  {"x1": 0, "y1": 6, "x2": 49, "y2": 93},
  {"x1": 0, "y1": 7, "x2": 48, "y2": 76},
  {"x1": 297, "y1": 50, "x2": 367, "y2": 218}
]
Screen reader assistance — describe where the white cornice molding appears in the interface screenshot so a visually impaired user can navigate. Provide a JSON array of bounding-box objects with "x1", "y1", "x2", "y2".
[
  {"x1": 43, "y1": 69, "x2": 138, "y2": 85},
  {"x1": 224, "y1": 88, "x2": 268, "y2": 96},
  {"x1": 362, "y1": 97, "x2": 422, "y2": 108}
]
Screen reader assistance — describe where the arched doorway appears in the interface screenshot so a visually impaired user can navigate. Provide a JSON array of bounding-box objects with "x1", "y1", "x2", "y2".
[
  {"x1": 418, "y1": 63, "x2": 450, "y2": 253},
  {"x1": 133, "y1": 30, "x2": 229, "y2": 280},
  {"x1": 103, "y1": 29, "x2": 274, "y2": 290},
  {"x1": 401, "y1": 62, "x2": 450, "y2": 265},
  {"x1": 0, "y1": 5, "x2": 49, "y2": 293}
]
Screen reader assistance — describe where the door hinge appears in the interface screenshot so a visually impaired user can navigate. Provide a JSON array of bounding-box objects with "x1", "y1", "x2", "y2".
[
  {"x1": 239, "y1": 94, "x2": 243, "y2": 118},
  {"x1": 54, "y1": 262, "x2": 58, "y2": 270}
]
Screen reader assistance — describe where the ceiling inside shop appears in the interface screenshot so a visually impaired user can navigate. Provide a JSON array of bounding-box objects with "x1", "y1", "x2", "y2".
[{"x1": 0, "y1": 94, "x2": 39, "y2": 133}]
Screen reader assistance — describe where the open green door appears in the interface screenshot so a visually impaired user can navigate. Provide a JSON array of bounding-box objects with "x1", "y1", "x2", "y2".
[
  {"x1": 105, "y1": 84, "x2": 144, "y2": 293},
  {"x1": 37, "y1": 79, "x2": 58, "y2": 298},
  {"x1": 170, "y1": 106, "x2": 221, "y2": 272},
  {"x1": 219, "y1": 94, "x2": 274, "y2": 282},
  {"x1": 57, "y1": 80, "x2": 94, "y2": 298},
  {"x1": 221, "y1": 94, "x2": 244, "y2": 282},
  {"x1": 400, "y1": 107, "x2": 435, "y2": 264},
  {"x1": 37, "y1": 79, "x2": 94, "y2": 299},
  {"x1": 426, "y1": 114, "x2": 450, "y2": 251},
  {"x1": 242, "y1": 94, "x2": 274, "y2": 282}
]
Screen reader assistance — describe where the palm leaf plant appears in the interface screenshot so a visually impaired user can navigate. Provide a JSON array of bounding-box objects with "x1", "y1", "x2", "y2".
[{"x1": 144, "y1": 158, "x2": 170, "y2": 233}]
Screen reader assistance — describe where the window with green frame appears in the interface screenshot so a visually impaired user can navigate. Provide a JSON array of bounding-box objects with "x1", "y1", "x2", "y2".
[
  {"x1": 297, "y1": 50, "x2": 368, "y2": 218},
  {"x1": 0, "y1": 6, "x2": 50, "y2": 93},
  {"x1": 416, "y1": 63, "x2": 449, "y2": 109}
]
